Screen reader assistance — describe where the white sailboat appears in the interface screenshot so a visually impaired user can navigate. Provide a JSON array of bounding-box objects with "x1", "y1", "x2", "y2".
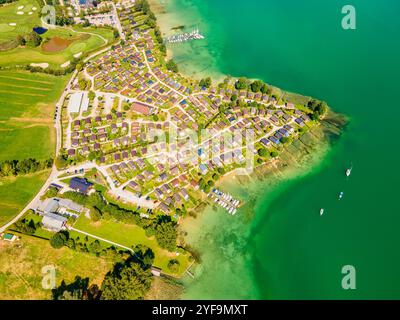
[
  {"x1": 320, "y1": 208, "x2": 325, "y2": 216},
  {"x1": 346, "y1": 167, "x2": 352, "y2": 177}
]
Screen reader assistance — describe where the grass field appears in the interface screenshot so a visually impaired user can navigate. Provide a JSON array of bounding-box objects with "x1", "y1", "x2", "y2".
[
  {"x1": 0, "y1": 170, "x2": 50, "y2": 225},
  {"x1": 0, "y1": 0, "x2": 115, "y2": 68},
  {"x1": 0, "y1": 70, "x2": 68, "y2": 226},
  {"x1": 0, "y1": 0, "x2": 41, "y2": 44},
  {"x1": 0, "y1": 70, "x2": 69, "y2": 160},
  {"x1": 0, "y1": 235, "x2": 113, "y2": 299},
  {"x1": 73, "y1": 215, "x2": 191, "y2": 276}
]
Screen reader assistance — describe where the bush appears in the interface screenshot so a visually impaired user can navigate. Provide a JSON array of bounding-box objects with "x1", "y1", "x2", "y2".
[
  {"x1": 50, "y1": 232, "x2": 68, "y2": 249},
  {"x1": 167, "y1": 259, "x2": 180, "y2": 273}
]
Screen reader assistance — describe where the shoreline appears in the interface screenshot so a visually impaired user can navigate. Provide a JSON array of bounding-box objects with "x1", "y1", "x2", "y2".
[
  {"x1": 146, "y1": 0, "x2": 348, "y2": 299},
  {"x1": 178, "y1": 113, "x2": 347, "y2": 298}
]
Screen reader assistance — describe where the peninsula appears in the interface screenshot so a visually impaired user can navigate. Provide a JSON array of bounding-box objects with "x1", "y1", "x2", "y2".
[{"x1": 0, "y1": 0, "x2": 341, "y2": 300}]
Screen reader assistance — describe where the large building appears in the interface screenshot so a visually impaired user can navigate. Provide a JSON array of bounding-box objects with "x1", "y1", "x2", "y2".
[
  {"x1": 36, "y1": 197, "x2": 83, "y2": 218},
  {"x1": 42, "y1": 213, "x2": 67, "y2": 232},
  {"x1": 67, "y1": 92, "x2": 89, "y2": 114}
]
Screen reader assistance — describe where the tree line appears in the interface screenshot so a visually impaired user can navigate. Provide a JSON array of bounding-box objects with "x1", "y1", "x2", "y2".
[{"x1": 0, "y1": 158, "x2": 53, "y2": 177}]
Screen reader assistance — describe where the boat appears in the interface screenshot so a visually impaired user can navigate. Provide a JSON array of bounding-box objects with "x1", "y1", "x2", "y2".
[
  {"x1": 320, "y1": 208, "x2": 324, "y2": 216},
  {"x1": 346, "y1": 168, "x2": 352, "y2": 177},
  {"x1": 339, "y1": 191, "x2": 344, "y2": 200}
]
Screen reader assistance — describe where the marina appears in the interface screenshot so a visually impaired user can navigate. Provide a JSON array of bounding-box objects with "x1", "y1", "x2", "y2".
[
  {"x1": 208, "y1": 188, "x2": 241, "y2": 215},
  {"x1": 165, "y1": 29, "x2": 205, "y2": 43}
]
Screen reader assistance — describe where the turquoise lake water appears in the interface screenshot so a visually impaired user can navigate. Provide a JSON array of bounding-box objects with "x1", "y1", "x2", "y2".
[{"x1": 155, "y1": 0, "x2": 400, "y2": 299}]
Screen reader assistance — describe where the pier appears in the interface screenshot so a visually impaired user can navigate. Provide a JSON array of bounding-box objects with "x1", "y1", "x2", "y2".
[
  {"x1": 165, "y1": 29, "x2": 205, "y2": 44},
  {"x1": 208, "y1": 188, "x2": 241, "y2": 215}
]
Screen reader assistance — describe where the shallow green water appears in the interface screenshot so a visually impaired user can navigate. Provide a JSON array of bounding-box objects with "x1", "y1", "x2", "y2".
[{"x1": 157, "y1": 0, "x2": 400, "y2": 299}]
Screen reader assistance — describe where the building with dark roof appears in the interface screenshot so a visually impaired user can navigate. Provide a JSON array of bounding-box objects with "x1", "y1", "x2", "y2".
[{"x1": 69, "y1": 177, "x2": 93, "y2": 194}]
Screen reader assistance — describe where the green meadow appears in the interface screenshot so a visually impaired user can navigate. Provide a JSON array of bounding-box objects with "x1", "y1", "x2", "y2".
[
  {"x1": 0, "y1": 70, "x2": 69, "y2": 226},
  {"x1": 73, "y1": 215, "x2": 191, "y2": 277},
  {"x1": 0, "y1": 0, "x2": 115, "y2": 68},
  {"x1": 0, "y1": 70, "x2": 69, "y2": 160},
  {"x1": 0, "y1": 170, "x2": 50, "y2": 225},
  {"x1": 0, "y1": 0, "x2": 41, "y2": 44},
  {"x1": 0, "y1": 235, "x2": 113, "y2": 299}
]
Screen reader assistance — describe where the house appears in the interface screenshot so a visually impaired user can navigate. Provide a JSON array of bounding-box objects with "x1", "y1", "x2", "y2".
[
  {"x1": 260, "y1": 138, "x2": 271, "y2": 147},
  {"x1": 132, "y1": 102, "x2": 155, "y2": 115},
  {"x1": 128, "y1": 180, "x2": 141, "y2": 192},
  {"x1": 68, "y1": 149, "x2": 76, "y2": 157},
  {"x1": 180, "y1": 188, "x2": 189, "y2": 201},
  {"x1": 199, "y1": 163, "x2": 208, "y2": 175},
  {"x1": 42, "y1": 213, "x2": 67, "y2": 232},
  {"x1": 69, "y1": 177, "x2": 93, "y2": 194},
  {"x1": 37, "y1": 198, "x2": 83, "y2": 218},
  {"x1": 268, "y1": 136, "x2": 280, "y2": 145},
  {"x1": 158, "y1": 203, "x2": 170, "y2": 214},
  {"x1": 154, "y1": 188, "x2": 164, "y2": 199},
  {"x1": 151, "y1": 267, "x2": 162, "y2": 277}
]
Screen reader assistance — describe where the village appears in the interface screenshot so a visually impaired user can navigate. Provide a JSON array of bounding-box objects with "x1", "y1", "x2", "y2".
[
  {"x1": 0, "y1": 0, "x2": 327, "y2": 296},
  {"x1": 50, "y1": 2, "x2": 314, "y2": 222}
]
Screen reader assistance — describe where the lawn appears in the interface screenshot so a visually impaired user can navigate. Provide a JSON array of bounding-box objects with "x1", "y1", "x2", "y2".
[
  {"x1": 0, "y1": 0, "x2": 42, "y2": 44},
  {"x1": 0, "y1": 235, "x2": 113, "y2": 299},
  {"x1": 0, "y1": 0, "x2": 115, "y2": 68},
  {"x1": 0, "y1": 70, "x2": 69, "y2": 160},
  {"x1": 0, "y1": 170, "x2": 50, "y2": 226},
  {"x1": 73, "y1": 215, "x2": 191, "y2": 277}
]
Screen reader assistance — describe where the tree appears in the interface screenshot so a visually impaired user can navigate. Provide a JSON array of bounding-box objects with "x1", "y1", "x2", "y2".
[
  {"x1": 52, "y1": 276, "x2": 100, "y2": 300},
  {"x1": 235, "y1": 77, "x2": 247, "y2": 90},
  {"x1": 50, "y1": 232, "x2": 68, "y2": 249},
  {"x1": 90, "y1": 207, "x2": 102, "y2": 221},
  {"x1": 100, "y1": 261, "x2": 153, "y2": 300},
  {"x1": 167, "y1": 259, "x2": 180, "y2": 273},
  {"x1": 25, "y1": 32, "x2": 42, "y2": 47},
  {"x1": 270, "y1": 151, "x2": 279, "y2": 158},
  {"x1": 257, "y1": 148, "x2": 268, "y2": 157},
  {"x1": 166, "y1": 59, "x2": 178, "y2": 73},
  {"x1": 250, "y1": 80, "x2": 263, "y2": 93},
  {"x1": 155, "y1": 218, "x2": 177, "y2": 252},
  {"x1": 199, "y1": 77, "x2": 212, "y2": 88},
  {"x1": 260, "y1": 83, "x2": 270, "y2": 94}
]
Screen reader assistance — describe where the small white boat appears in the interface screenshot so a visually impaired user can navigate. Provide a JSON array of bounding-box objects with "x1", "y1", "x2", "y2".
[
  {"x1": 320, "y1": 208, "x2": 324, "y2": 216},
  {"x1": 339, "y1": 191, "x2": 344, "y2": 200},
  {"x1": 346, "y1": 168, "x2": 352, "y2": 177}
]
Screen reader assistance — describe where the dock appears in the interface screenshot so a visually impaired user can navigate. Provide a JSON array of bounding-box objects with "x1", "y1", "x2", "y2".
[
  {"x1": 208, "y1": 188, "x2": 241, "y2": 215},
  {"x1": 166, "y1": 29, "x2": 205, "y2": 44}
]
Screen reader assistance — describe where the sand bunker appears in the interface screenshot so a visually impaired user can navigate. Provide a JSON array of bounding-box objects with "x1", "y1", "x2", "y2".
[
  {"x1": 28, "y1": 12, "x2": 33, "y2": 15},
  {"x1": 73, "y1": 51, "x2": 82, "y2": 58},
  {"x1": 17, "y1": 5, "x2": 24, "y2": 10},
  {"x1": 30, "y1": 63, "x2": 49, "y2": 68},
  {"x1": 32, "y1": 7, "x2": 37, "y2": 11},
  {"x1": 42, "y1": 37, "x2": 73, "y2": 52},
  {"x1": 17, "y1": 11, "x2": 24, "y2": 15},
  {"x1": 60, "y1": 61, "x2": 71, "y2": 68},
  {"x1": 9, "y1": 23, "x2": 16, "y2": 26}
]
